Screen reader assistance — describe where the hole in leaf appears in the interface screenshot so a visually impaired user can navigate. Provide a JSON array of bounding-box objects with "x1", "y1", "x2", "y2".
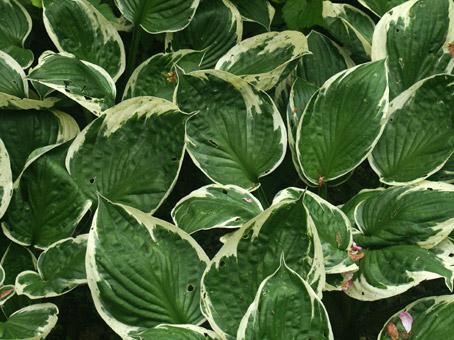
[
  {"x1": 219, "y1": 260, "x2": 225, "y2": 267},
  {"x1": 89, "y1": 177, "x2": 96, "y2": 184},
  {"x1": 449, "y1": 253, "x2": 454, "y2": 258},
  {"x1": 222, "y1": 189, "x2": 228, "y2": 194},
  {"x1": 209, "y1": 139, "x2": 218, "y2": 147},
  {"x1": 427, "y1": 187, "x2": 433, "y2": 191},
  {"x1": 187, "y1": 284, "x2": 194, "y2": 292},
  {"x1": 171, "y1": 156, "x2": 178, "y2": 162}
]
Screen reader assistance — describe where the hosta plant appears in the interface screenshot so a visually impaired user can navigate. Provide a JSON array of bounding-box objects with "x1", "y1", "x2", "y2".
[{"x1": 0, "y1": 0, "x2": 453, "y2": 338}]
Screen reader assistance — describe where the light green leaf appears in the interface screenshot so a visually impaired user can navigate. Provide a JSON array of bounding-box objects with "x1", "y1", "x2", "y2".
[
  {"x1": 354, "y1": 182, "x2": 454, "y2": 249},
  {"x1": 28, "y1": 51, "x2": 116, "y2": 115},
  {"x1": 296, "y1": 60, "x2": 388, "y2": 185},
  {"x1": 237, "y1": 258, "x2": 333, "y2": 340},
  {"x1": 66, "y1": 96, "x2": 186, "y2": 214},
  {"x1": 114, "y1": 0, "x2": 200, "y2": 34},
  {"x1": 42, "y1": 0, "x2": 126, "y2": 80},
  {"x1": 379, "y1": 294, "x2": 454, "y2": 339},
  {"x1": 345, "y1": 244, "x2": 454, "y2": 301},
  {"x1": 282, "y1": 0, "x2": 323, "y2": 31},
  {"x1": 171, "y1": 184, "x2": 263, "y2": 234},
  {"x1": 130, "y1": 324, "x2": 218, "y2": 340},
  {"x1": 340, "y1": 188, "x2": 384, "y2": 225},
  {"x1": 123, "y1": 50, "x2": 200, "y2": 101},
  {"x1": 0, "y1": 109, "x2": 78, "y2": 180},
  {"x1": 370, "y1": 74, "x2": 454, "y2": 185},
  {"x1": 2, "y1": 143, "x2": 90, "y2": 248},
  {"x1": 86, "y1": 197, "x2": 209, "y2": 338},
  {"x1": 166, "y1": 0, "x2": 242, "y2": 69},
  {"x1": 372, "y1": 0, "x2": 454, "y2": 99},
  {"x1": 0, "y1": 0, "x2": 34, "y2": 68},
  {"x1": 201, "y1": 196, "x2": 324, "y2": 338},
  {"x1": 322, "y1": 1, "x2": 375, "y2": 63},
  {"x1": 298, "y1": 30, "x2": 354, "y2": 87},
  {"x1": 177, "y1": 70, "x2": 286, "y2": 191},
  {"x1": 215, "y1": 31, "x2": 309, "y2": 91},
  {"x1": 0, "y1": 139, "x2": 12, "y2": 219},
  {"x1": 0, "y1": 303, "x2": 59, "y2": 340},
  {"x1": 0, "y1": 51, "x2": 28, "y2": 97},
  {"x1": 358, "y1": 0, "x2": 407, "y2": 17},
  {"x1": 273, "y1": 188, "x2": 355, "y2": 274},
  {"x1": 15, "y1": 235, "x2": 87, "y2": 298},
  {"x1": 230, "y1": 0, "x2": 274, "y2": 30}
]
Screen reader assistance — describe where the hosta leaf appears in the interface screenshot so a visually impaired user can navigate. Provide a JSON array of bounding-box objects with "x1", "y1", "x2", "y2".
[
  {"x1": 358, "y1": 0, "x2": 407, "y2": 17},
  {"x1": 372, "y1": 0, "x2": 454, "y2": 99},
  {"x1": 0, "y1": 303, "x2": 58, "y2": 339},
  {"x1": 298, "y1": 31, "x2": 354, "y2": 87},
  {"x1": 114, "y1": 0, "x2": 200, "y2": 34},
  {"x1": 0, "y1": 139, "x2": 12, "y2": 219},
  {"x1": 28, "y1": 52, "x2": 116, "y2": 115},
  {"x1": 123, "y1": 50, "x2": 200, "y2": 101},
  {"x1": 430, "y1": 154, "x2": 454, "y2": 184},
  {"x1": 273, "y1": 188, "x2": 355, "y2": 274},
  {"x1": 321, "y1": 1, "x2": 375, "y2": 63},
  {"x1": 296, "y1": 60, "x2": 388, "y2": 185},
  {"x1": 177, "y1": 70, "x2": 286, "y2": 190},
  {"x1": 340, "y1": 188, "x2": 384, "y2": 225},
  {"x1": 230, "y1": 0, "x2": 274, "y2": 30},
  {"x1": 201, "y1": 196, "x2": 324, "y2": 338},
  {"x1": 16, "y1": 235, "x2": 88, "y2": 298},
  {"x1": 370, "y1": 74, "x2": 454, "y2": 185},
  {"x1": 0, "y1": 93, "x2": 57, "y2": 110},
  {"x1": 67, "y1": 97, "x2": 186, "y2": 213},
  {"x1": 86, "y1": 197, "x2": 209, "y2": 338},
  {"x1": 2, "y1": 143, "x2": 90, "y2": 248},
  {"x1": 0, "y1": 109, "x2": 78, "y2": 179},
  {"x1": 171, "y1": 184, "x2": 263, "y2": 234},
  {"x1": 167, "y1": 0, "x2": 242, "y2": 69},
  {"x1": 130, "y1": 324, "x2": 218, "y2": 340},
  {"x1": 0, "y1": 285, "x2": 15, "y2": 305},
  {"x1": 345, "y1": 244, "x2": 454, "y2": 301},
  {"x1": 282, "y1": 0, "x2": 323, "y2": 31},
  {"x1": 354, "y1": 182, "x2": 454, "y2": 248},
  {"x1": 42, "y1": 0, "x2": 126, "y2": 80},
  {"x1": 378, "y1": 294, "x2": 454, "y2": 339},
  {"x1": 0, "y1": 51, "x2": 28, "y2": 97},
  {"x1": 237, "y1": 258, "x2": 333, "y2": 340},
  {"x1": 0, "y1": 0, "x2": 33, "y2": 68},
  {"x1": 215, "y1": 31, "x2": 309, "y2": 91}
]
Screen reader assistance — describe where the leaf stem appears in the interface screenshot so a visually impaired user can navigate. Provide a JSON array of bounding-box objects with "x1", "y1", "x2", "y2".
[
  {"x1": 257, "y1": 185, "x2": 270, "y2": 208},
  {"x1": 126, "y1": 25, "x2": 142, "y2": 78},
  {"x1": 318, "y1": 183, "x2": 328, "y2": 200}
]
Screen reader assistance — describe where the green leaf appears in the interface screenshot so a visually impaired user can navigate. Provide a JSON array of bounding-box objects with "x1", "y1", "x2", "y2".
[
  {"x1": 372, "y1": 0, "x2": 454, "y2": 99},
  {"x1": 230, "y1": 0, "x2": 274, "y2": 30},
  {"x1": 298, "y1": 31, "x2": 354, "y2": 87},
  {"x1": 430, "y1": 154, "x2": 454, "y2": 184},
  {"x1": 123, "y1": 50, "x2": 201, "y2": 101},
  {"x1": 378, "y1": 294, "x2": 454, "y2": 339},
  {"x1": 322, "y1": 1, "x2": 375, "y2": 63},
  {"x1": 295, "y1": 60, "x2": 388, "y2": 185},
  {"x1": 273, "y1": 188, "x2": 355, "y2": 274},
  {"x1": 0, "y1": 0, "x2": 34, "y2": 68},
  {"x1": 0, "y1": 303, "x2": 59, "y2": 339},
  {"x1": 171, "y1": 184, "x2": 263, "y2": 234},
  {"x1": 370, "y1": 75, "x2": 454, "y2": 185},
  {"x1": 0, "y1": 109, "x2": 79, "y2": 179},
  {"x1": 237, "y1": 258, "x2": 333, "y2": 340},
  {"x1": 15, "y1": 235, "x2": 87, "y2": 298},
  {"x1": 354, "y1": 182, "x2": 454, "y2": 249},
  {"x1": 67, "y1": 97, "x2": 186, "y2": 214},
  {"x1": 345, "y1": 244, "x2": 453, "y2": 301},
  {"x1": 42, "y1": 0, "x2": 126, "y2": 80},
  {"x1": 0, "y1": 93, "x2": 57, "y2": 110},
  {"x1": 2, "y1": 143, "x2": 90, "y2": 248},
  {"x1": 28, "y1": 51, "x2": 116, "y2": 115},
  {"x1": 0, "y1": 285, "x2": 15, "y2": 306},
  {"x1": 177, "y1": 70, "x2": 286, "y2": 190},
  {"x1": 201, "y1": 197, "x2": 324, "y2": 338},
  {"x1": 340, "y1": 188, "x2": 384, "y2": 225},
  {"x1": 166, "y1": 0, "x2": 242, "y2": 69},
  {"x1": 114, "y1": 0, "x2": 200, "y2": 34},
  {"x1": 0, "y1": 139, "x2": 12, "y2": 219},
  {"x1": 282, "y1": 0, "x2": 323, "y2": 31},
  {"x1": 215, "y1": 30, "x2": 309, "y2": 90},
  {"x1": 86, "y1": 197, "x2": 209, "y2": 338},
  {"x1": 130, "y1": 324, "x2": 218, "y2": 340},
  {"x1": 358, "y1": 0, "x2": 407, "y2": 17},
  {"x1": 0, "y1": 51, "x2": 28, "y2": 97}
]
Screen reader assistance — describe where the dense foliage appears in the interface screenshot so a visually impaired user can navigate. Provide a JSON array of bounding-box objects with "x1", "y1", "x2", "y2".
[{"x1": 0, "y1": 0, "x2": 453, "y2": 339}]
